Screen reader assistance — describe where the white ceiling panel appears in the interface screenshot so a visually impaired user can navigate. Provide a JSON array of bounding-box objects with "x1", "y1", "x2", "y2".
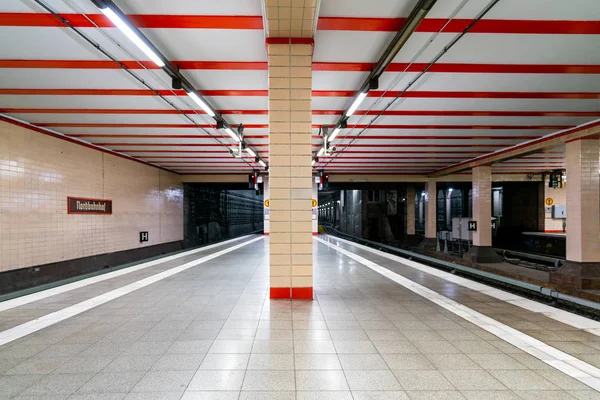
[
  {"x1": 141, "y1": 29, "x2": 267, "y2": 62},
  {"x1": 393, "y1": 33, "x2": 600, "y2": 65},
  {"x1": 119, "y1": 0, "x2": 263, "y2": 15}
]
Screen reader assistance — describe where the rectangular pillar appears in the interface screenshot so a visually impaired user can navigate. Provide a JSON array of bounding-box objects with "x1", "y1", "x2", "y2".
[
  {"x1": 425, "y1": 181, "x2": 436, "y2": 239},
  {"x1": 551, "y1": 138, "x2": 600, "y2": 289},
  {"x1": 472, "y1": 166, "x2": 492, "y2": 247},
  {"x1": 263, "y1": 176, "x2": 270, "y2": 235},
  {"x1": 268, "y1": 42, "x2": 313, "y2": 300},
  {"x1": 406, "y1": 186, "x2": 416, "y2": 235},
  {"x1": 312, "y1": 178, "x2": 318, "y2": 234},
  {"x1": 566, "y1": 138, "x2": 600, "y2": 262},
  {"x1": 468, "y1": 166, "x2": 502, "y2": 263}
]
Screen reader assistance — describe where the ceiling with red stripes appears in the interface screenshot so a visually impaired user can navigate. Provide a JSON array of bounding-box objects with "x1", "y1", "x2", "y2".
[{"x1": 1, "y1": 0, "x2": 599, "y2": 175}]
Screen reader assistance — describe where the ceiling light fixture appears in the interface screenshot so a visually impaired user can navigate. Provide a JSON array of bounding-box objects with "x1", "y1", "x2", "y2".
[
  {"x1": 225, "y1": 127, "x2": 241, "y2": 142},
  {"x1": 328, "y1": 127, "x2": 341, "y2": 142},
  {"x1": 317, "y1": 147, "x2": 325, "y2": 157},
  {"x1": 258, "y1": 159, "x2": 266, "y2": 168},
  {"x1": 187, "y1": 91, "x2": 215, "y2": 117},
  {"x1": 311, "y1": 159, "x2": 316, "y2": 166},
  {"x1": 346, "y1": 91, "x2": 368, "y2": 117},
  {"x1": 245, "y1": 148, "x2": 256, "y2": 157},
  {"x1": 98, "y1": 7, "x2": 165, "y2": 67}
]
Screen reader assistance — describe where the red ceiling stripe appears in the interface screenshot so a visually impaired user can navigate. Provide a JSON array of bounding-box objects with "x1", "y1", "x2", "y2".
[
  {"x1": 4, "y1": 60, "x2": 600, "y2": 74},
  {"x1": 314, "y1": 110, "x2": 600, "y2": 117},
  {"x1": 158, "y1": 162, "x2": 256, "y2": 165},
  {"x1": 0, "y1": 108, "x2": 270, "y2": 115},
  {"x1": 4, "y1": 88, "x2": 600, "y2": 99},
  {"x1": 119, "y1": 150, "x2": 268, "y2": 153},
  {"x1": 313, "y1": 62, "x2": 600, "y2": 74},
  {"x1": 98, "y1": 143, "x2": 270, "y2": 147},
  {"x1": 100, "y1": 143, "x2": 506, "y2": 148},
  {"x1": 316, "y1": 17, "x2": 600, "y2": 34},
  {"x1": 0, "y1": 89, "x2": 265, "y2": 96},
  {"x1": 143, "y1": 156, "x2": 257, "y2": 159},
  {"x1": 3, "y1": 108, "x2": 598, "y2": 118},
  {"x1": 48, "y1": 126, "x2": 560, "y2": 133},
  {"x1": 0, "y1": 13, "x2": 264, "y2": 29},
  {"x1": 335, "y1": 144, "x2": 508, "y2": 148},
  {"x1": 336, "y1": 135, "x2": 541, "y2": 139},
  {"x1": 2, "y1": 13, "x2": 598, "y2": 34},
  {"x1": 317, "y1": 90, "x2": 600, "y2": 99},
  {"x1": 333, "y1": 150, "x2": 489, "y2": 154},
  {"x1": 318, "y1": 161, "x2": 450, "y2": 165},
  {"x1": 322, "y1": 125, "x2": 566, "y2": 130},
  {"x1": 39, "y1": 123, "x2": 268, "y2": 128},
  {"x1": 0, "y1": 59, "x2": 268, "y2": 70}
]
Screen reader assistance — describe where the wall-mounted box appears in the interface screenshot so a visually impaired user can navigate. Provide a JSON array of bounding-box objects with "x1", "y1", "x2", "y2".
[{"x1": 552, "y1": 205, "x2": 566, "y2": 218}]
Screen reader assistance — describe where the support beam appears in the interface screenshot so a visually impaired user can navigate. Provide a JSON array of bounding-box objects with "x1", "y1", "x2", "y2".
[
  {"x1": 425, "y1": 181, "x2": 436, "y2": 240},
  {"x1": 430, "y1": 119, "x2": 600, "y2": 177},
  {"x1": 551, "y1": 138, "x2": 600, "y2": 289},
  {"x1": 406, "y1": 186, "x2": 416, "y2": 235},
  {"x1": 467, "y1": 166, "x2": 502, "y2": 263},
  {"x1": 267, "y1": 42, "x2": 314, "y2": 300}
]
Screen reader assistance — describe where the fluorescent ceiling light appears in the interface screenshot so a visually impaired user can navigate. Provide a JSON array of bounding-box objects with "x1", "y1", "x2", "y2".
[
  {"x1": 317, "y1": 147, "x2": 325, "y2": 157},
  {"x1": 245, "y1": 148, "x2": 256, "y2": 157},
  {"x1": 258, "y1": 159, "x2": 266, "y2": 168},
  {"x1": 346, "y1": 91, "x2": 368, "y2": 117},
  {"x1": 186, "y1": 91, "x2": 215, "y2": 117},
  {"x1": 225, "y1": 127, "x2": 241, "y2": 142},
  {"x1": 100, "y1": 7, "x2": 165, "y2": 67},
  {"x1": 311, "y1": 159, "x2": 316, "y2": 166},
  {"x1": 328, "y1": 127, "x2": 341, "y2": 142}
]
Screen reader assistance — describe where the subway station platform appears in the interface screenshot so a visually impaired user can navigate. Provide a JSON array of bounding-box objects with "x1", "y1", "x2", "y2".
[{"x1": 1, "y1": 235, "x2": 600, "y2": 400}]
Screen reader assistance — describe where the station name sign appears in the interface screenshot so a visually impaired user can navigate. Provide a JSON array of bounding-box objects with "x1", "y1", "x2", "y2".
[{"x1": 67, "y1": 197, "x2": 112, "y2": 215}]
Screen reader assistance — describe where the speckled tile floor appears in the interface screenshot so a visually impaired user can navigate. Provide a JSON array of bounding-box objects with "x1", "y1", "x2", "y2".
[{"x1": 0, "y1": 235, "x2": 599, "y2": 400}]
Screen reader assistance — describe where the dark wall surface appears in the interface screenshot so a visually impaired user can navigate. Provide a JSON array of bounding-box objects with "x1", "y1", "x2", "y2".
[
  {"x1": 184, "y1": 185, "x2": 263, "y2": 247},
  {"x1": 0, "y1": 241, "x2": 183, "y2": 296}
]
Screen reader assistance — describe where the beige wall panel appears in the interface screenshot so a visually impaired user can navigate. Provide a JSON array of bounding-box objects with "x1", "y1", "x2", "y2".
[{"x1": 0, "y1": 121, "x2": 183, "y2": 272}]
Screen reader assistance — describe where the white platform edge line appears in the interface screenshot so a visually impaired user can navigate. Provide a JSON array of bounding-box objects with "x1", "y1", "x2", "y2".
[
  {"x1": 317, "y1": 237, "x2": 600, "y2": 392},
  {"x1": 325, "y1": 235, "x2": 600, "y2": 333},
  {"x1": 0, "y1": 234, "x2": 257, "y2": 313},
  {"x1": 0, "y1": 236, "x2": 264, "y2": 347}
]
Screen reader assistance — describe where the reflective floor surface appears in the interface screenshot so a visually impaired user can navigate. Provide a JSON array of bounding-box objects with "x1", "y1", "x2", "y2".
[{"x1": 0, "y1": 234, "x2": 599, "y2": 400}]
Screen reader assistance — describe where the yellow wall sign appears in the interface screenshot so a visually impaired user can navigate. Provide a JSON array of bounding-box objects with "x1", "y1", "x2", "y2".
[
  {"x1": 545, "y1": 198, "x2": 554, "y2": 206},
  {"x1": 312, "y1": 199, "x2": 317, "y2": 207},
  {"x1": 264, "y1": 199, "x2": 269, "y2": 207}
]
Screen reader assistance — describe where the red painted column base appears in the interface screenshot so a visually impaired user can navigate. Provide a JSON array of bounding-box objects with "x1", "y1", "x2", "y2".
[
  {"x1": 292, "y1": 287, "x2": 313, "y2": 300},
  {"x1": 269, "y1": 287, "x2": 314, "y2": 300},
  {"x1": 270, "y1": 287, "x2": 290, "y2": 298}
]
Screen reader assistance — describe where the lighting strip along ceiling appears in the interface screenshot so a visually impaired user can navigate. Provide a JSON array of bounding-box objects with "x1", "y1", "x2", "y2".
[
  {"x1": 313, "y1": 0, "x2": 438, "y2": 167},
  {"x1": 319, "y1": 0, "x2": 504, "y2": 172},
  {"x1": 86, "y1": 0, "x2": 267, "y2": 170}
]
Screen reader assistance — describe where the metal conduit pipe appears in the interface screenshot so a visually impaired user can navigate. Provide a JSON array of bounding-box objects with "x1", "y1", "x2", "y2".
[
  {"x1": 323, "y1": 226, "x2": 600, "y2": 312},
  {"x1": 88, "y1": 0, "x2": 267, "y2": 168},
  {"x1": 370, "y1": 0, "x2": 438, "y2": 79},
  {"x1": 333, "y1": 0, "x2": 438, "y2": 128}
]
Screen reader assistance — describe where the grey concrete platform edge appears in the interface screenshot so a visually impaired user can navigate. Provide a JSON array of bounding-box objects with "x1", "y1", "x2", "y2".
[
  {"x1": 0, "y1": 232, "x2": 262, "y2": 304},
  {"x1": 325, "y1": 227, "x2": 600, "y2": 313}
]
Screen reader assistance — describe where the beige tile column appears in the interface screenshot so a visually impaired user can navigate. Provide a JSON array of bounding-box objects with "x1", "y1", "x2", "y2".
[
  {"x1": 406, "y1": 185, "x2": 416, "y2": 235},
  {"x1": 472, "y1": 166, "x2": 492, "y2": 247},
  {"x1": 268, "y1": 42, "x2": 314, "y2": 300},
  {"x1": 467, "y1": 166, "x2": 502, "y2": 263},
  {"x1": 263, "y1": 176, "x2": 270, "y2": 235},
  {"x1": 425, "y1": 181, "x2": 437, "y2": 239},
  {"x1": 312, "y1": 178, "x2": 318, "y2": 234},
  {"x1": 566, "y1": 138, "x2": 600, "y2": 262}
]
